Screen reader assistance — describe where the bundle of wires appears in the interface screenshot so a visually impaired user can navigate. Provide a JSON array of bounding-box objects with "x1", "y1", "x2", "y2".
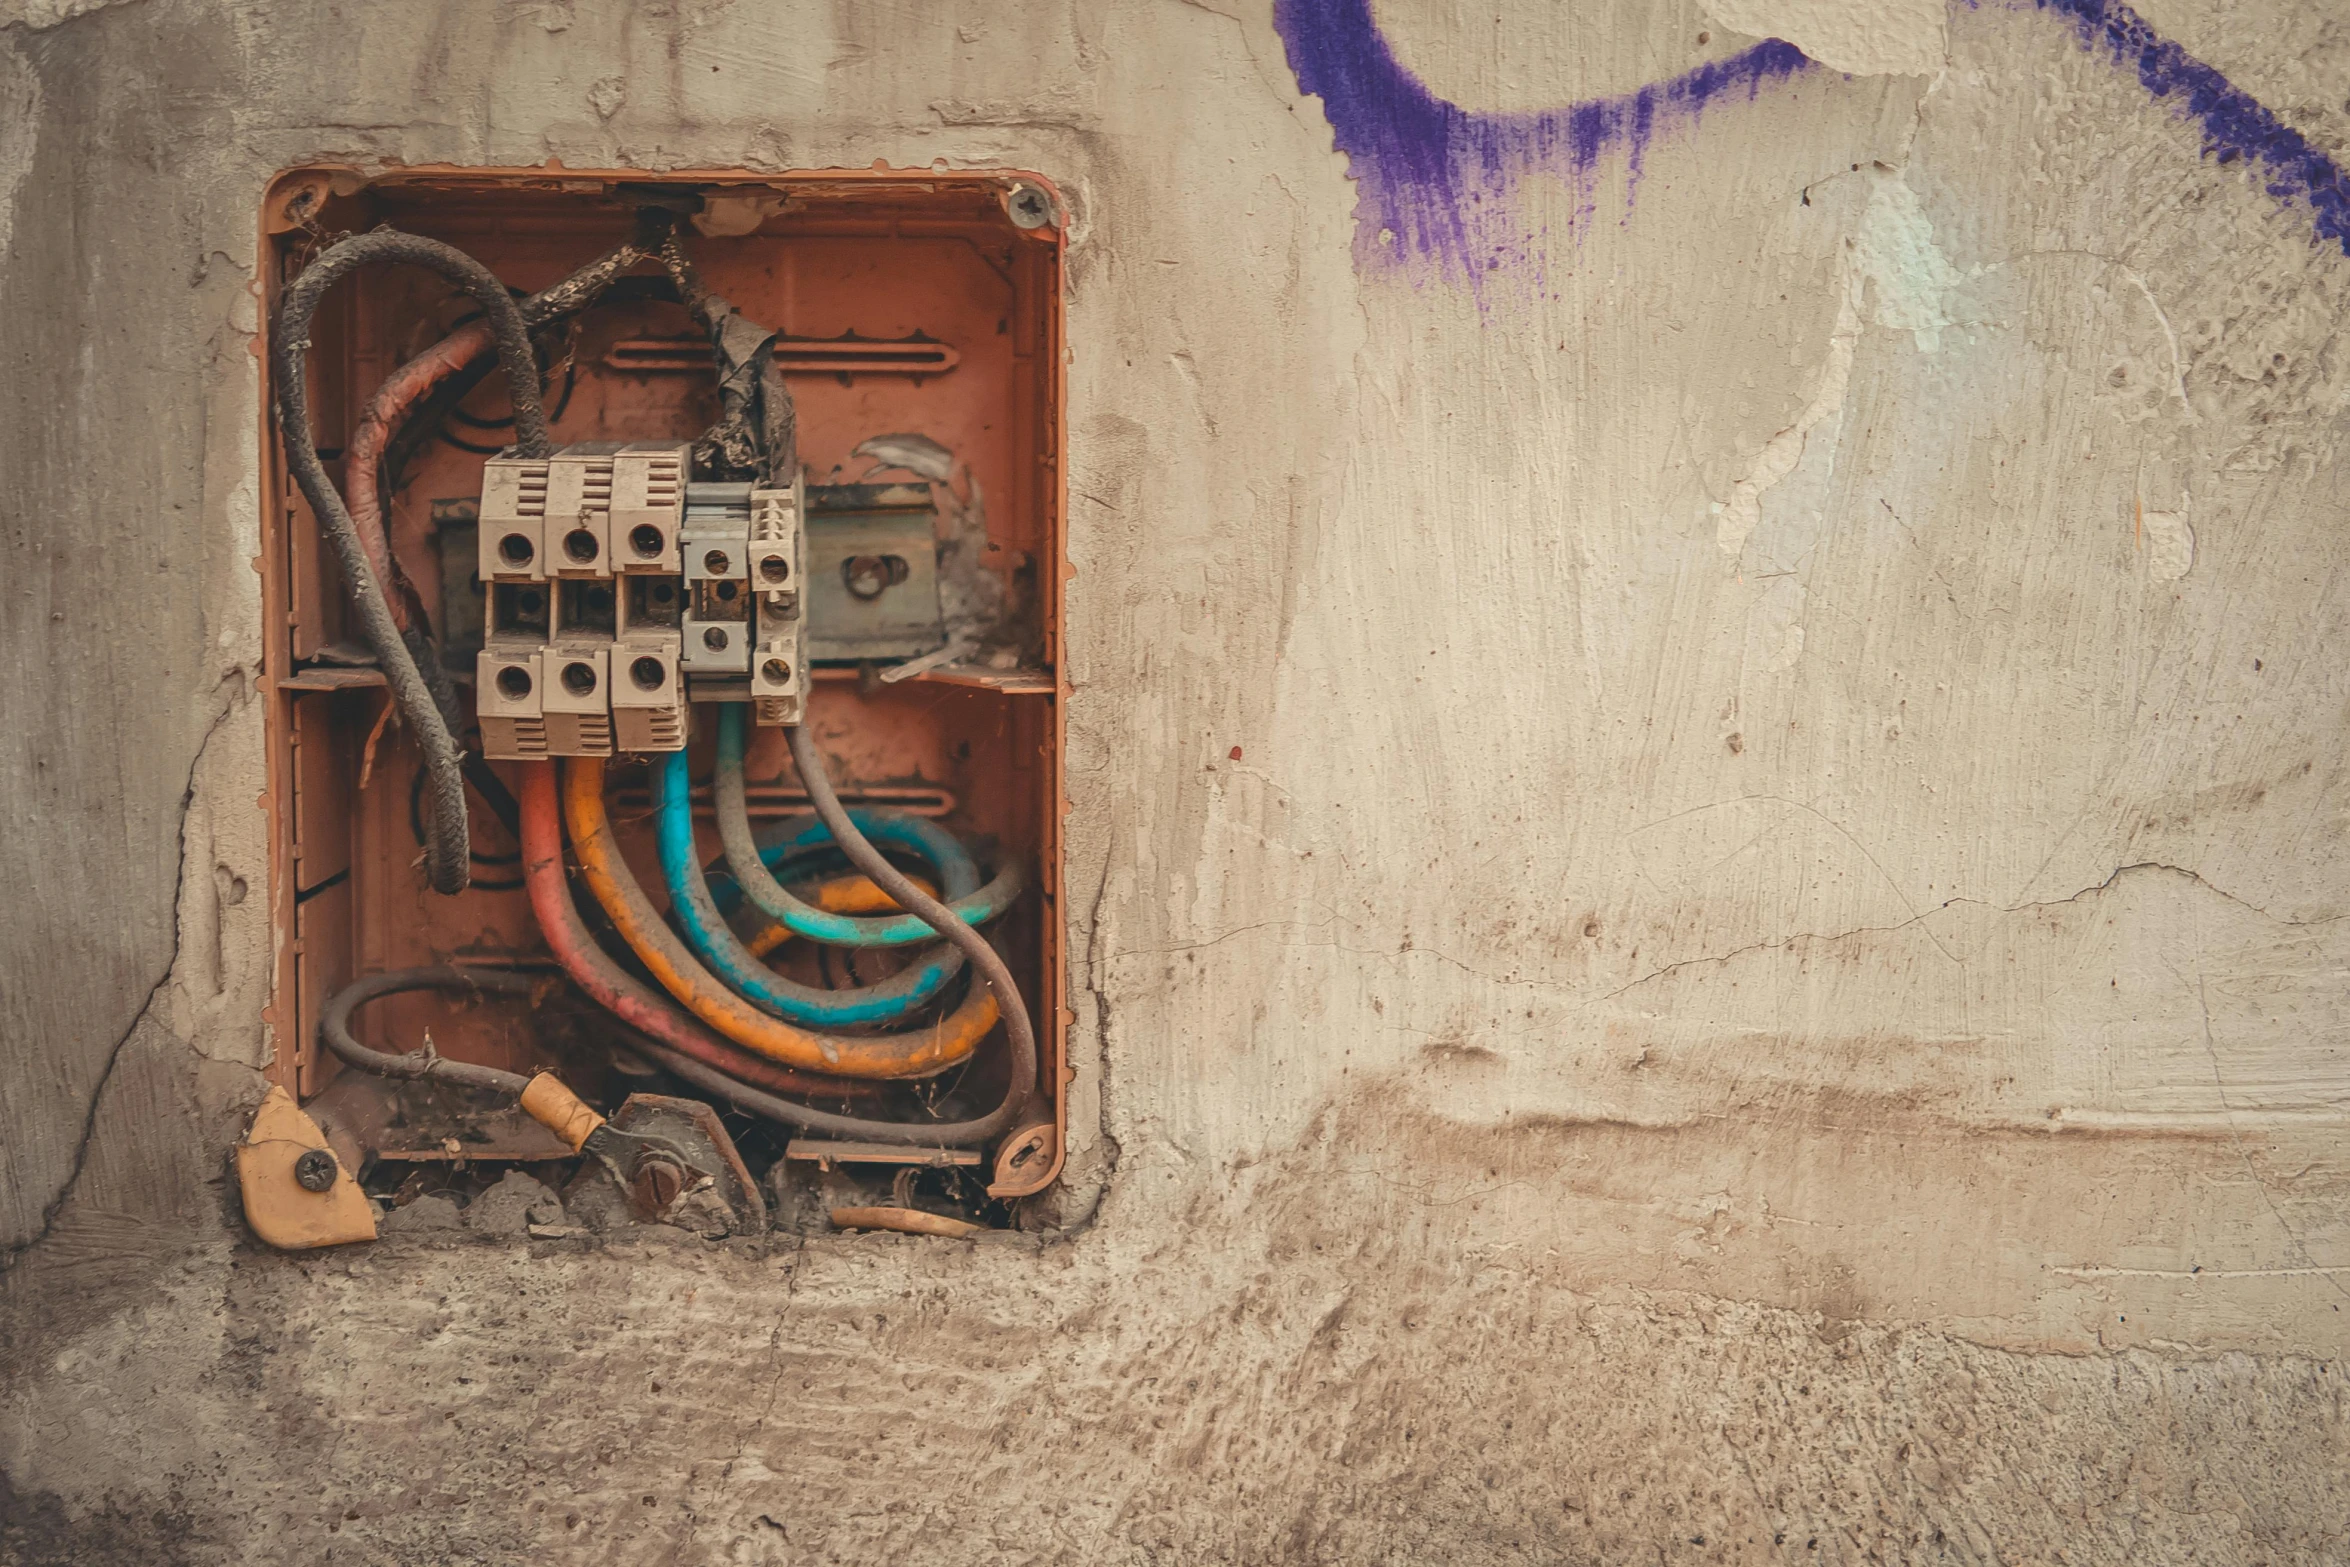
[{"x1": 280, "y1": 212, "x2": 1034, "y2": 1149}]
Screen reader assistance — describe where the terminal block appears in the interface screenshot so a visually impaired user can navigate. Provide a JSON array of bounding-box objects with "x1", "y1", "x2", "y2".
[
  {"x1": 613, "y1": 569, "x2": 687, "y2": 751},
  {"x1": 478, "y1": 456, "x2": 551, "y2": 582},
  {"x1": 680, "y1": 490, "x2": 752, "y2": 678},
  {"x1": 610, "y1": 443, "x2": 688, "y2": 574},
  {"x1": 476, "y1": 571, "x2": 553, "y2": 758},
  {"x1": 544, "y1": 445, "x2": 619, "y2": 578},
  {"x1": 541, "y1": 643, "x2": 614, "y2": 755},
  {"x1": 748, "y1": 480, "x2": 807, "y2": 726},
  {"x1": 475, "y1": 645, "x2": 547, "y2": 757},
  {"x1": 477, "y1": 446, "x2": 774, "y2": 757}
]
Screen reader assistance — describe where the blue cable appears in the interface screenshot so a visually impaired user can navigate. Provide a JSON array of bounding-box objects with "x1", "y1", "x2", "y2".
[
  {"x1": 654, "y1": 747, "x2": 963, "y2": 1028},
  {"x1": 711, "y1": 701, "x2": 1025, "y2": 948}
]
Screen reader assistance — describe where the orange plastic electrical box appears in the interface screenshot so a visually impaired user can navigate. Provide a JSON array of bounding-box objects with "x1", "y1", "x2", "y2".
[{"x1": 257, "y1": 166, "x2": 1067, "y2": 1208}]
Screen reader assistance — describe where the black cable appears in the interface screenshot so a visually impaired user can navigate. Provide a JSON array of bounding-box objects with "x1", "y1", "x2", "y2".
[
  {"x1": 657, "y1": 233, "x2": 797, "y2": 485},
  {"x1": 445, "y1": 353, "x2": 577, "y2": 432},
  {"x1": 383, "y1": 261, "x2": 681, "y2": 509},
  {"x1": 272, "y1": 230, "x2": 551, "y2": 894},
  {"x1": 319, "y1": 965, "x2": 537, "y2": 1093},
  {"x1": 409, "y1": 762, "x2": 524, "y2": 891}
]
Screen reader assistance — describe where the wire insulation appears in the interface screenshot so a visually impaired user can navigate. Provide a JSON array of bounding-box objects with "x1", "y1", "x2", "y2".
[
  {"x1": 563, "y1": 757, "x2": 1000, "y2": 1079},
  {"x1": 713, "y1": 703, "x2": 1025, "y2": 945},
  {"x1": 317, "y1": 966, "x2": 536, "y2": 1094},
  {"x1": 518, "y1": 761, "x2": 1028, "y2": 1142},
  {"x1": 786, "y1": 725, "x2": 1039, "y2": 1123},
  {"x1": 656, "y1": 742, "x2": 970, "y2": 1026},
  {"x1": 273, "y1": 230, "x2": 550, "y2": 893}
]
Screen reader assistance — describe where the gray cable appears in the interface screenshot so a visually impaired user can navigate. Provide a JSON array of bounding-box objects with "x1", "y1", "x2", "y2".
[
  {"x1": 785, "y1": 725, "x2": 1037, "y2": 1137},
  {"x1": 318, "y1": 965, "x2": 536, "y2": 1093}
]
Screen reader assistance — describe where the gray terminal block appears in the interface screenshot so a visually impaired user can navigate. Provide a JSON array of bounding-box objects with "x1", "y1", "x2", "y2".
[
  {"x1": 478, "y1": 456, "x2": 551, "y2": 583},
  {"x1": 680, "y1": 509, "x2": 752, "y2": 677}
]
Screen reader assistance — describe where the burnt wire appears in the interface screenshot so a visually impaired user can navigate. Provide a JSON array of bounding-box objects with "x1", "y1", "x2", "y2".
[
  {"x1": 382, "y1": 273, "x2": 684, "y2": 500},
  {"x1": 658, "y1": 233, "x2": 796, "y2": 485},
  {"x1": 272, "y1": 230, "x2": 552, "y2": 894},
  {"x1": 444, "y1": 354, "x2": 578, "y2": 437},
  {"x1": 408, "y1": 761, "x2": 525, "y2": 891}
]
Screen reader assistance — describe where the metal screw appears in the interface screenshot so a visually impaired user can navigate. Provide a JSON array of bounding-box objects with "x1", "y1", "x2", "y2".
[
  {"x1": 1004, "y1": 182, "x2": 1055, "y2": 231},
  {"x1": 632, "y1": 1152, "x2": 687, "y2": 1214},
  {"x1": 842, "y1": 554, "x2": 910, "y2": 601},
  {"x1": 294, "y1": 1149, "x2": 338, "y2": 1193}
]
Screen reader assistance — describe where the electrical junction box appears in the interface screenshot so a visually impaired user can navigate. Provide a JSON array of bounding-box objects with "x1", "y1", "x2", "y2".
[{"x1": 259, "y1": 167, "x2": 1067, "y2": 1228}]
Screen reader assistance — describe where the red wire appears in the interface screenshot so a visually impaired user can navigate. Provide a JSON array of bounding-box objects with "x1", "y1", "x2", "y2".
[
  {"x1": 517, "y1": 760, "x2": 881, "y2": 1102},
  {"x1": 344, "y1": 321, "x2": 495, "y2": 631}
]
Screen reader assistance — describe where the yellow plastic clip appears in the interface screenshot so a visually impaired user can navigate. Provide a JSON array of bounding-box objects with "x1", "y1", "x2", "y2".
[
  {"x1": 235, "y1": 1086, "x2": 377, "y2": 1250},
  {"x1": 520, "y1": 1073, "x2": 606, "y2": 1153}
]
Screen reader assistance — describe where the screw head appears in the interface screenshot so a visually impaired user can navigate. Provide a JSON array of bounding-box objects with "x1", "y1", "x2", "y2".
[
  {"x1": 293, "y1": 1148, "x2": 338, "y2": 1193},
  {"x1": 1005, "y1": 182, "x2": 1055, "y2": 230},
  {"x1": 632, "y1": 1153, "x2": 687, "y2": 1213}
]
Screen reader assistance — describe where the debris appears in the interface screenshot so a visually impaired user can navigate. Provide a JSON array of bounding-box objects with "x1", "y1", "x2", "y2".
[
  {"x1": 830, "y1": 1205, "x2": 983, "y2": 1238},
  {"x1": 854, "y1": 434, "x2": 1017, "y2": 682},
  {"x1": 465, "y1": 1170, "x2": 562, "y2": 1236},
  {"x1": 379, "y1": 1193, "x2": 463, "y2": 1234}
]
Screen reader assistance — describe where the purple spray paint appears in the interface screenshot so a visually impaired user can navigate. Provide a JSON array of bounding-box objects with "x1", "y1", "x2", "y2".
[
  {"x1": 1271, "y1": 0, "x2": 1811, "y2": 284},
  {"x1": 2032, "y1": 0, "x2": 2350, "y2": 254},
  {"x1": 1271, "y1": 0, "x2": 2350, "y2": 289}
]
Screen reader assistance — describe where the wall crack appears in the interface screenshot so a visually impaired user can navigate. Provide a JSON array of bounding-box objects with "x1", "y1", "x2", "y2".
[
  {"x1": 0, "y1": 677, "x2": 247, "y2": 1269},
  {"x1": 1599, "y1": 860, "x2": 2332, "y2": 1005}
]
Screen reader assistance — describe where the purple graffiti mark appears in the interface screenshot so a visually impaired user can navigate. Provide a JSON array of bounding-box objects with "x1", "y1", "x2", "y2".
[
  {"x1": 1272, "y1": 0, "x2": 2350, "y2": 291},
  {"x1": 1271, "y1": 0, "x2": 1812, "y2": 286},
  {"x1": 2033, "y1": 0, "x2": 2350, "y2": 254}
]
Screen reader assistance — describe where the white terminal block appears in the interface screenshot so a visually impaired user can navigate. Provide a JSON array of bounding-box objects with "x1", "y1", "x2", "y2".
[
  {"x1": 612, "y1": 633, "x2": 688, "y2": 752},
  {"x1": 478, "y1": 456, "x2": 550, "y2": 583},
  {"x1": 748, "y1": 480, "x2": 801, "y2": 611},
  {"x1": 748, "y1": 480, "x2": 807, "y2": 725},
  {"x1": 540, "y1": 643, "x2": 614, "y2": 756},
  {"x1": 749, "y1": 630, "x2": 805, "y2": 726},
  {"x1": 544, "y1": 448, "x2": 616, "y2": 578},
  {"x1": 610, "y1": 442, "x2": 688, "y2": 574},
  {"x1": 475, "y1": 646, "x2": 548, "y2": 760}
]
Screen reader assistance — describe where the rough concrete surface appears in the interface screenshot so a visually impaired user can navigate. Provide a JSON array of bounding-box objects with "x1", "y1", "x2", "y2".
[{"x1": 3, "y1": 0, "x2": 2348, "y2": 1560}]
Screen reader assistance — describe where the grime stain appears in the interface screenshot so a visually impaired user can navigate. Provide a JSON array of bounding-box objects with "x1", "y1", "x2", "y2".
[{"x1": 1272, "y1": 0, "x2": 2350, "y2": 292}]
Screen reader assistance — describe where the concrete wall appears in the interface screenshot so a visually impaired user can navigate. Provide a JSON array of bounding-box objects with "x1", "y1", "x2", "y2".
[{"x1": 3, "y1": 0, "x2": 2347, "y2": 1559}]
